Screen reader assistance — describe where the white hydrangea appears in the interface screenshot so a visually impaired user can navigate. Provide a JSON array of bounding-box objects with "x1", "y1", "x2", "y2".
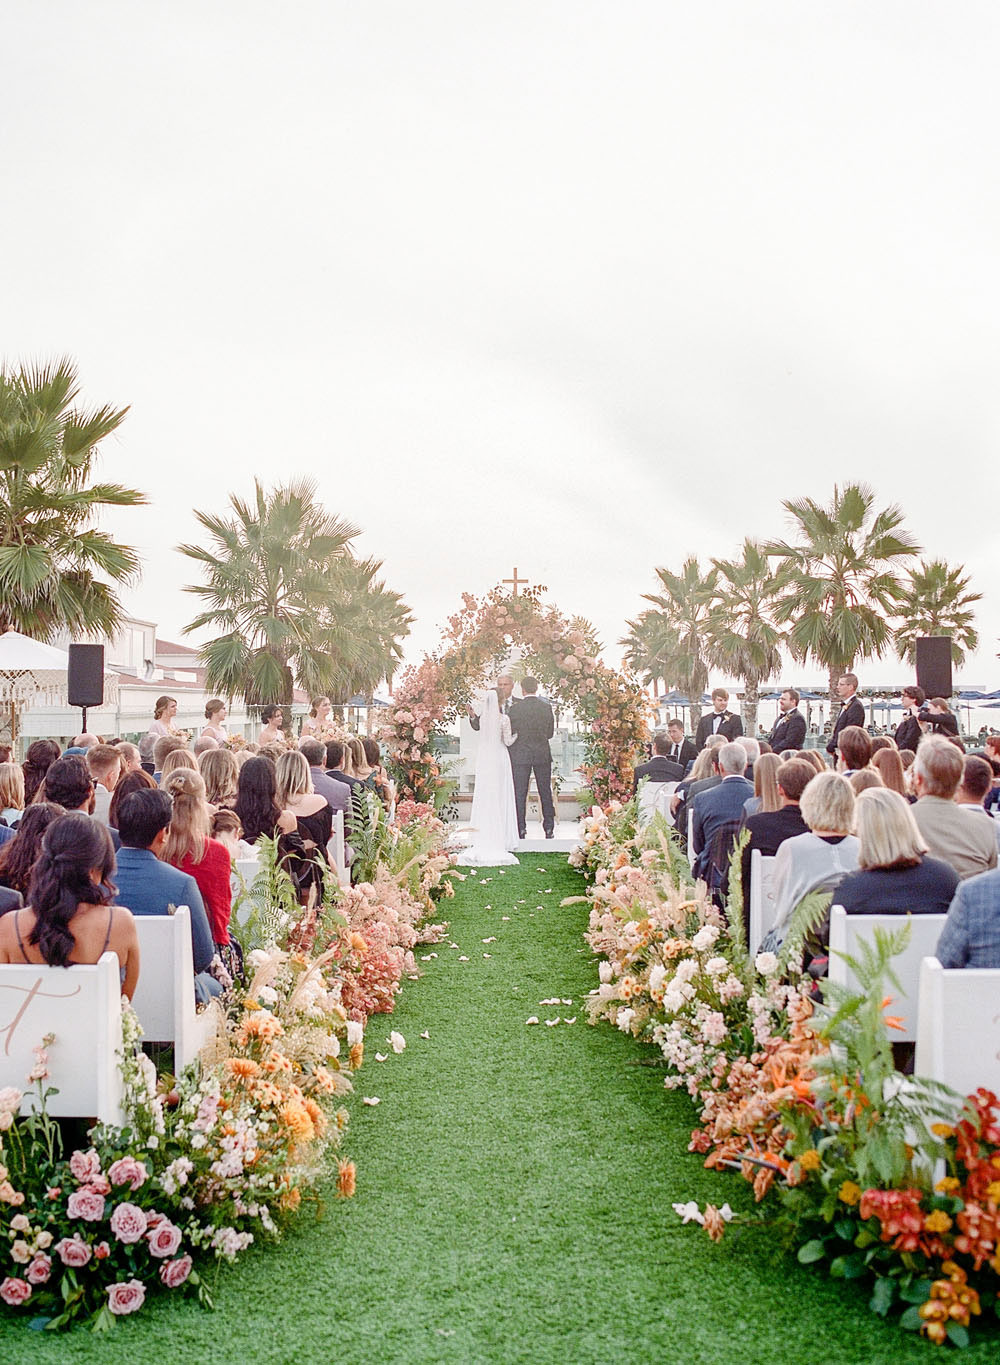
[
  {"x1": 754, "y1": 951, "x2": 779, "y2": 977},
  {"x1": 692, "y1": 924, "x2": 720, "y2": 952}
]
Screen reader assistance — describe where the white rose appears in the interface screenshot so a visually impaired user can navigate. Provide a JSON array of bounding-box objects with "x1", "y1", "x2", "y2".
[
  {"x1": 598, "y1": 962, "x2": 614, "y2": 984},
  {"x1": 648, "y1": 964, "x2": 667, "y2": 994},
  {"x1": 754, "y1": 951, "x2": 779, "y2": 977},
  {"x1": 692, "y1": 925, "x2": 720, "y2": 952}
]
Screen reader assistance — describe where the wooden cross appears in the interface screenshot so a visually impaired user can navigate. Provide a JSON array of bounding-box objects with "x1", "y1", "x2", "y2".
[{"x1": 503, "y1": 566, "x2": 528, "y2": 596}]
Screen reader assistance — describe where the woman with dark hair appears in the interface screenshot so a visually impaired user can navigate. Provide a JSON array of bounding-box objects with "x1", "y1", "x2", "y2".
[
  {"x1": 0, "y1": 812, "x2": 140, "y2": 997},
  {"x1": 234, "y1": 756, "x2": 297, "y2": 844},
  {"x1": 258, "y1": 704, "x2": 285, "y2": 747},
  {"x1": 22, "y1": 738, "x2": 61, "y2": 805},
  {"x1": 108, "y1": 768, "x2": 157, "y2": 830},
  {"x1": 0, "y1": 802, "x2": 64, "y2": 898}
]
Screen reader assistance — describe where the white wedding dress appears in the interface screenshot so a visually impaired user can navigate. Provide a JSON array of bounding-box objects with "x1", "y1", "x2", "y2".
[{"x1": 458, "y1": 690, "x2": 520, "y2": 866}]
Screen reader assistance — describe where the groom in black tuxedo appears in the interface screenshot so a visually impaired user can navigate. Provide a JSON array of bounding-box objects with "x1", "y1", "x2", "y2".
[
  {"x1": 694, "y1": 688, "x2": 744, "y2": 752},
  {"x1": 507, "y1": 677, "x2": 556, "y2": 839}
]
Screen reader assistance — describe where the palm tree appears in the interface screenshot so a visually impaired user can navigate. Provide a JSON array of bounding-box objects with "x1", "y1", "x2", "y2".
[
  {"x1": 705, "y1": 540, "x2": 783, "y2": 736},
  {"x1": 0, "y1": 358, "x2": 145, "y2": 639},
  {"x1": 625, "y1": 556, "x2": 718, "y2": 728},
  {"x1": 621, "y1": 609, "x2": 676, "y2": 702},
  {"x1": 179, "y1": 479, "x2": 411, "y2": 705},
  {"x1": 766, "y1": 484, "x2": 920, "y2": 712},
  {"x1": 894, "y1": 559, "x2": 981, "y2": 667}
]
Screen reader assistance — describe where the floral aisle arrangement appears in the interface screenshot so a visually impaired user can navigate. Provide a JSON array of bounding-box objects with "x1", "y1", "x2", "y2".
[
  {"x1": 0, "y1": 810, "x2": 458, "y2": 1331},
  {"x1": 576, "y1": 802, "x2": 1000, "y2": 1348},
  {"x1": 377, "y1": 585, "x2": 650, "y2": 808}
]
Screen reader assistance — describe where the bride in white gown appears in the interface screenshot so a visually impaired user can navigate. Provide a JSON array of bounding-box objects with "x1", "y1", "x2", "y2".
[{"x1": 458, "y1": 688, "x2": 520, "y2": 866}]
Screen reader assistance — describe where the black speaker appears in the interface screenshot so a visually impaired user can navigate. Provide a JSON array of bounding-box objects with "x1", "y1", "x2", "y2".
[
  {"x1": 915, "y1": 637, "x2": 953, "y2": 701},
  {"x1": 67, "y1": 644, "x2": 105, "y2": 708}
]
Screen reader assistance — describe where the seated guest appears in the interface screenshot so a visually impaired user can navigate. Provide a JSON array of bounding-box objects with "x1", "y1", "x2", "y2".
[
  {"x1": 799, "y1": 749, "x2": 828, "y2": 776},
  {"x1": 160, "y1": 747, "x2": 199, "y2": 781},
  {"x1": 923, "y1": 697, "x2": 960, "y2": 739},
  {"x1": 192, "y1": 734, "x2": 219, "y2": 756},
  {"x1": 663, "y1": 718, "x2": 697, "y2": 771},
  {"x1": 670, "y1": 735, "x2": 726, "y2": 838},
  {"x1": 22, "y1": 738, "x2": 61, "y2": 805},
  {"x1": 258, "y1": 703, "x2": 285, "y2": 746},
  {"x1": 872, "y1": 747, "x2": 910, "y2": 799},
  {"x1": 234, "y1": 756, "x2": 297, "y2": 844},
  {"x1": 849, "y1": 768, "x2": 883, "y2": 795},
  {"x1": 835, "y1": 787, "x2": 959, "y2": 916},
  {"x1": 870, "y1": 735, "x2": 895, "y2": 755},
  {"x1": 199, "y1": 747, "x2": 240, "y2": 811},
  {"x1": 0, "y1": 762, "x2": 25, "y2": 828},
  {"x1": 632, "y1": 732, "x2": 685, "y2": 793},
  {"x1": 836, "y1": 725, "x2": 873, "y2": 776},
  {"x1": 742, "y1": 752, "x2": 781, "y2": 819},
  {"x1": 739, "y1": 758, "x2": 814, "y2": 910},
  {"x1": 86, "y1": 744, "x2": 122, "y2": 824},
  {"x1": 161, "y1": 769, "x2": 233, "y2": 949},
  {"x1": 955, "y1": 755, "x2": 999, "y2": 855},
  {"x1": 115, "y1": 742, "x2": 142, "y2": 777},
  {"x1": 0, "y1": 813, "x2": 140, "y2": 998},
  {"x1": 39, "y1": 756, "x2": 121, "y2": 850},
  {"x1": 211, "y1": 808, "x2": 256, "y2": 862},
  {"x1": 275, "y1": 749, "x2": 332, "y2": 900},
  {"x1": 984, "y1": 755, "x2": 1000, "y2": 816},
  {"x1": 695, "y1": 689, "x2": 743, "y2": 751},
  {"x1": 108, "y1": 769, "x2": 157, "y2": 829},
  {"x1": 64, "y1": 732, "x2": 99, "y2": 755},
  {"x1": 113, "y1": 789, "x2": 220, "y2": 1003},
  {"x1": 936, "y1": 865, "x2": 1000, "y2": 968},
  {"x1": 894, "y1": 686, "x2": 926, "y2": 753},
  {"x1": 325, "y1": 739, "x2": 360, "y2": 791},
  {"x1": 363, "y1": 737, "x2": 395, "y2": 807},
  {"x1": 691, "y1": 743, "x2": 754, "y2": 879},
  {"x1": 912, "y1": 736, "x2": 997, "y2": 880},
  {"x1": 769, "y1": 689, "x2": 806, "y2": 751},
  {"x1": 348, "y1": 737, "x2": 380, "y2": 794},
  {"x1": 766, "y1": 771, "x2": 860, "y2": 950},
  {"x1": 0, "y1": 803, "x2": 63, "y2": 900},
  {"x1": 299, "y1": 738, "x2": 351, "y2": 819},
  {"x1": 152, "y1": 734, "x2": 189, "y2": 782}
]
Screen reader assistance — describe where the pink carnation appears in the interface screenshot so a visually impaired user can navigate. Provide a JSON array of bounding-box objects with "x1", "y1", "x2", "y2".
[
  {"x1": 147, "y1": 1220, "x2": 182, "y2": 1259},
  {"x1": 69, "y1": 1148, "x2": 103, "y2": 1184},
  {"x1": 159, "y1": 1254, "x2": 192, "y2": 1289},
  {"x1": 107, "y1": 1278, "x2": 146, "y2": 1316},
  {"x1": 109, "y1": 1202, "x2": 147, "y2": 1244},
  {"x1": 55, "y1": 1236, "x2": 92, "y2": 1268},
  {"x1": 0, "y1": 1277, "x2": 31, "y2": 1306},
  {"x1": 26, "y1": 1255, "x2": 51, "y2": 1285},
  {"x1": 67, "y1": 1187, "x2": 106, "y2": 1221},
  {"x1": 108, "y1": 1157, "x2": 148, "y2": 1191}
]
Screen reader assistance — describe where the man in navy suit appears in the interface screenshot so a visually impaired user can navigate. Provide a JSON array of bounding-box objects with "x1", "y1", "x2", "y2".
[
  {"x1": 769, "y1": 689, "x2": 807, "y2": 751},
  {"x1": 826, "y1": 673, "x2": 865, "y2": 758},
  {"x1": 691, "y1": 742, "x2": 754, "y2": 879},
  {"x1": 633, "y1": 733, "x2": 685, "y2": 793},
  {"x1": 112, "y1": 788, "x2": 220, "y2": 1004}
]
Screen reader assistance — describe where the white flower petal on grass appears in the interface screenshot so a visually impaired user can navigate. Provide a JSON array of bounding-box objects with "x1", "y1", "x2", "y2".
[
  {"x1": 562, "y1": 999, "x2": 572, "y2": 1005},
  {"x1": 420, "y1": 953, "x2": 438, "y2": 961},
  {"x1": 374, "y1": 1052, "x2": 388, "y2": 1062},
  {"x1": 672, "y1": 1201, "x2": 704, "y2": 1225},
  {"x1": 389, "y1": 1032, "x2": 406, "y2": 1053},
  {"x1": 483, "y1": 953, "x2": 492, "y2": 959},
  {"x1": 544, "y1": 889, "x2": 552, "y2": 893},
  {"x1": 362, "y1": 1096, "x2": 381, "y2": 1106},
  {"x1": 501, "y1": 916, "x2": 510, "y2": 922},
  {"x1": 544, "y1": 1017, "x2": 560, "y2": 1026},
  {"x1": 458, "y1": 955, "x2": 469, "y2": 962},
  {"x1": 482, "y1": 936, "x2": 497, "y2": 943},
  {"x1": 525, "y1": 1016, "x2": 540, "y2": 1025},
  {"x1": 719, "y1": 1204, "x2": 735, "y2": 1222},
  {"x1": 540, "y1": 997, "x2": 560, "y2": 1005},
  {"x1": 484, "y1": 904, "x2": 492, "y2": 910},
  {"x1": 563, "y1": 1016, "x2": 577, "y2": 1024},
  {"x1": 419, "y1": 1031, "x2": 430, "y2": 1040}
]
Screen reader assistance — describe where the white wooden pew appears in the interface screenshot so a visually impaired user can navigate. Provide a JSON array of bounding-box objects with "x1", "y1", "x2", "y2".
[
  {"x1": 915, "y1": 957, "x2": 1000, "y2": 1097},
  {"x1": 0, "y1": 952, "x2": 125, "y2": 1124},
  {"x1": 330, "y1": 809, "x2": 349, "y2": 888},
  {"x1": 130, "y1": 906, "x2": 218, "y2": 1070},
  {"x1": 748, "y1": 850, "x2": 777, "y2": 957},
  {"x1": 828, "y1": 905, "x2": 948, "y2": 1042}
]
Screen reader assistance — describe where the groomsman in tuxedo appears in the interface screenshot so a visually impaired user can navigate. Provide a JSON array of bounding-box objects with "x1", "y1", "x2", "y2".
[
  {"x1": 769, "y1": 688, "x2": 807, "y2": 751},
  {"x1": 694, "y1": 688, "x2": 744, "y2": 752},
  {"x1": 826, "y1": 672, "x2": 865, "y2": 757},
  {"x1": 663, "y1": 718, "x2": 697, "y2": 771}
]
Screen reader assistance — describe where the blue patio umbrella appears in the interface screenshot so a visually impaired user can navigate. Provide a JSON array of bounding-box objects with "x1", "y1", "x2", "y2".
[
  {"x1": 958, "y1": 690, "x2": 987, "y2": 700},
  {"x1": 659, "y1": 690, "x2": 691, "y2": 704}
]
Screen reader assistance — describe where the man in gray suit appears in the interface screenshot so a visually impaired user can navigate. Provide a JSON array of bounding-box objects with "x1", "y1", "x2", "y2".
[{"x1": 507, "y1": 677, "x2": 556, "y2": 839}]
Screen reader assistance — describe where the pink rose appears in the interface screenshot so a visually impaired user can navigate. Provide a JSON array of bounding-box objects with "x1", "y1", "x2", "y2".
[
  {"x1": 110, "y1": 1202, "x2": 147, "y2": 1244},
  {"x1": 55, "y1": 1236, "x2": 93, "y2": 1268},
  {"x1": 26, "y1": 1255, "x2": 51, "y2": 1284},
  {"x1": 67, "y1": 1188, "x2": 106, "y2": 1221},
  {"x1": 69, "y1": 1148, "x2": 103, "y2": 1184},
  {"x1": 94, "y1": 1241, "x2": 110, "y2": 1260},
  {"x1": 147, "y1": 1220, "x2": 182, "y2": 1259},
  {"x1": 159, "y1": 1254, "x2": 192, "y2": 1289},
  {"x1": 0, "y1": 1277, "x2": 31, "y2": 1306},
  {"x1": 107, "y1": 1278, "x2": 146, "y2": 1316},
  {"x1": 108, "y1": 1157, "x2": 148, "y2": 1192}
]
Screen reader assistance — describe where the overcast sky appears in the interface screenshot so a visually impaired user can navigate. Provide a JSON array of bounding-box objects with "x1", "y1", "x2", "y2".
[{"x1": 4, "y1": 3, "x2": 999, "y2": 689}]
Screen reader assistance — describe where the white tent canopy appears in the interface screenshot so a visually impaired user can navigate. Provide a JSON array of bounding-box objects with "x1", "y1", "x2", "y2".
[{"x1": 0, "y1": 631, "x2": 119, "y2": 737}]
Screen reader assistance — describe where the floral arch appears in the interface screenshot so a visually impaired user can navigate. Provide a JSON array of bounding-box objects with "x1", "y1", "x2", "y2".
[{"x1": 377, "y1": 585, "x2": 651, "y2": 808}]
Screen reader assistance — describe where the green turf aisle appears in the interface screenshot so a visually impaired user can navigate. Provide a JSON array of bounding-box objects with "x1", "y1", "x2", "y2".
[{"x1": 3, "y1": 854, "x2": 996, "y2": 1363}]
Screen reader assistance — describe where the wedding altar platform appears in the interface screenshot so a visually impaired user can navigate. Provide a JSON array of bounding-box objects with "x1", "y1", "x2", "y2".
[{"x1": 452, "y1": 818, "x2": 582, "y2": 855}]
